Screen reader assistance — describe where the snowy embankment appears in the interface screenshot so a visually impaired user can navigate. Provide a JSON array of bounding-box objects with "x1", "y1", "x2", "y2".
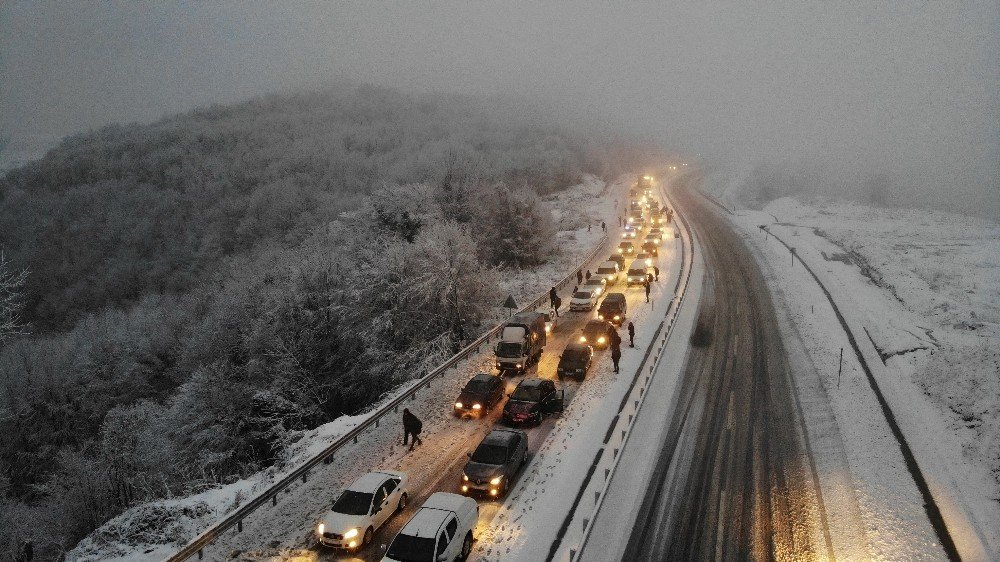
[
  {"x1": 68, "y1": 175, "x2": 620, "y2": 562},
  {"x1": 719, "y1": 192, "x2": 999, "y2": 560}
]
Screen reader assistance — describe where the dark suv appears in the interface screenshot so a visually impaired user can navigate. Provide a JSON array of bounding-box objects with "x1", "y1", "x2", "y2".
[
  {"x1": 454, "y1": 373, "x2": 505, "y2": 418},
  {"x1": 580, "y1": 319, "x2": 615, "y2": 348},
  {"x1": 597, "y1": 293, "x2": 627, "y2": 326},
  {"x1": 557, "y1": 343, "x2": 593, "y2": 380},
  {"x1": 461, "y1": 429, "x2": 528, "y2": 498},
  {"x1": 502, "y1": 378, "x2": 565, "y2": 426}
]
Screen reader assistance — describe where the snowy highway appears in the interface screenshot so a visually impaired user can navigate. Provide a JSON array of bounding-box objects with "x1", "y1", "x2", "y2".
[
  {"x1": 610, "y1": 173, "x2": 834, "y2": 560},
  {"x1": 176, "y1": 181, "x2": 682, "y2": 562}
]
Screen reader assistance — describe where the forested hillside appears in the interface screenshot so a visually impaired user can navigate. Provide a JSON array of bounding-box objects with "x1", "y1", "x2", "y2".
[{"x1": 0, "y1": 85, "x2": 654, "y2": 559}]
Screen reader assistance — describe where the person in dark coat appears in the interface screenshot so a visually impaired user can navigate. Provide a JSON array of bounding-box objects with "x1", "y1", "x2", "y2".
[
  {"x1": 577, "y1": 269, "x2": 583, "y2": 285},
  {"x1": 654, "y1": 266, "x2": 660, "y2": 281},
  {"x1": 644, "y1": 280, "x2": 651, "y2": 303},
  {"x1": 553, "y1": 296, "x2": 562, "y2": 317},
  {"x1": 611, "y1": 346, "x2": 621, "y2": 373},
  {"x1": 601, "y1": 221, "x2": 606, "y2": 232},
  {"x1": 572, "y1": 285, "x2": 578, "y2": 294},
  {"x1": 586, "y1": 270, "x2": 592, "y2": 280},
  {"x1": 628, "y1": 321, "x2": 635, "y2": 347},
  {"x1": 549, "y1": 286, "x2": 557, "y2": 308},
  {"x1": 618, "y1": 216, "x2": 622, "y2": 227},
  {"x1": 402, "y1": 408, "x2": 423, "y2": 450}
]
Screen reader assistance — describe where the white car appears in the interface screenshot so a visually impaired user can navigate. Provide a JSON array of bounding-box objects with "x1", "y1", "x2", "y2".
[
  {"x1": 582, "y1": 278, "x2": 605, "y2": 298},
  {"x1": 318, "y1": 471, "x2": 409, "y2": 550},
  {"x1": 383, "y1": 492, "x2": 478, "y2": 562},
  {"x1": 635, "y1": 252, "x2": 655, "y2": 268},
  {"x1": 621, "y1": 224, "x2": 638, "y2": 239},
  {"x1": 570, "y1": 289, "x2": 600, "y2": 311}
]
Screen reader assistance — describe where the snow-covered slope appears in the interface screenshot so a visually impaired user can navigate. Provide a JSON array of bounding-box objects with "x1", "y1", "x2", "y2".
[{"x1": 729, "y1": 195, "x2": 999, "y2": 559}]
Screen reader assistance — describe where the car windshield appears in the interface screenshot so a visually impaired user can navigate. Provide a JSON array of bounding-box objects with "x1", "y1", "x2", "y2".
[
  {"x1": 597, "y1": 267, "x2": 615, "y2": 275},
  {"x1": 332, "y1": 490, "x2": 373, "y2": 516},
  {"x1": 629, "y1": 269, "x2": 645, "y2": 276},
  {"x1": 471, "y1": 443, "x2": 508, "y2": 465},
  {"x1": 465, "y1": 379, "x2": 493, "y2": 393},
  {"x1": 496, "y1": 342, "x2": 522, "y2": 358},
  {"x1": 386, "y1": 534, "x2": 436, "y2": 562},
  {"x1": 573, "y1": 291, "x2": 591, "y2": 299},
  {"x1": 511, "y1": 385, "x2": 544, "y2": 402},
  {"x1": 562, "y1": 349, "x2": 586, "y2": 362}
]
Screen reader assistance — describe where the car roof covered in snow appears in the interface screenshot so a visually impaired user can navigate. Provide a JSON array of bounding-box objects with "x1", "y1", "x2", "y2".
[
  {"x1": 347, "y1": 471, "x2": 400, "y2": 493},
  {"x1": 480, "y1": 428, "x2": 525, "y2": 447},
  {"x1": 400, "y1": 493, "x2": 474, "y2": 537}
]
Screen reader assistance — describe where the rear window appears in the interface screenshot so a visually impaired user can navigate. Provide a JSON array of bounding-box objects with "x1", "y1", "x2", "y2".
[
  {"x1": 597, "y1": 267, "x2": 616, "y2": 274},
  {"x1": 629, "y1": 269, "x2": 646, "y2": 276},
  {"x1": 387, "y1": 534, "x2": 436, "y2": 561},
  {"x1": 573, "y1": 291, "x2": 591, "y2": 299}
]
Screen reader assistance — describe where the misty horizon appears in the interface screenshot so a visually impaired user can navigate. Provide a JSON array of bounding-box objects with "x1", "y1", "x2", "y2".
[{"x1": 2, "y1": 1, "x2": 998, "y2": 216}]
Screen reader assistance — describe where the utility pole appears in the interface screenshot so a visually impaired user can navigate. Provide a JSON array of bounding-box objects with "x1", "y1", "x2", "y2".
[{"x1": 837, "y1": 347, "x2": 844, "y2": 388}]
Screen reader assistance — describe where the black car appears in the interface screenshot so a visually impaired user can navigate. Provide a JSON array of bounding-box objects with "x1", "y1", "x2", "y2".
[
  {"x1": 454, "y1": 373, "x2": 505, "y2": 418},
  {"x1": 641, "y1": 241, "x2": 659, "y2": 256},
  {"x1": 597, "y1": 293, "x2": 627, "y2": 326},
  {"x1": 461, "y1": 428, "x2": 528, "y2": 498},
  {"x1": 579, "y1": 319, "x2": 615, "y2": 348},
  {"x1": 502, "y1": 378, "x2": 564, "y2": 426},
  {"x1": 557, "y1": 343, "x2": 593, "y2": 380}
]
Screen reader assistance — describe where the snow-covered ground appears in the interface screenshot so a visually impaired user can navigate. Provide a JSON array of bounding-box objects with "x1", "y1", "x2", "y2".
[
  {"x1": 67, "y1": 175, "x2": 622, "y2": 562},
  {"x1": 717, "y1": 190, "x2": 1000, "y2": 560}
]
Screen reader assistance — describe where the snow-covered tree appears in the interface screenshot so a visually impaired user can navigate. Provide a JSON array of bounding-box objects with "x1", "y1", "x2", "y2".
[{"x1": 0, "y1": 252, "x2": 27, "y2": 345}]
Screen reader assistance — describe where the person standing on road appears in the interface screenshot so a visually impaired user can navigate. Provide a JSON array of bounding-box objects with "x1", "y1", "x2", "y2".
[
  {"x1": 618, "y1": 216, "x2": 622, "y2": 227},
  {"x1": 572, "y1": 285, "x2": 578, "y2": 294},
  {"x1": 609, "y1": 328, "x2": 622, "y2": 373},
  {"x1": 577, "y1": 269, "x2": 583, "y2": 285},
  {"x1": 601, "y1": 221, "x2": 606, "y2": 232},
  {"x1": 611, "y1": 345, "x2": 622, "y2": 373},
  {"x1": 628, "y1": 321, "x2": 635, "y2": 347},
  {"x1": 553, "y1": 296, "x2": 562, "y2": 317},
  {"x1": 654, "y1": 266, "x2": 660, "y2": 281},
  {"x1": 588, "y1": 224, "x2": 592, "y2": 232},
  {"x1": 549, "y1": 286, "x2": 557, "y2": 308},
  {"x1": 586, "y1": 270, "x2": 592, "y2": 281},
  {"x1": 402, "y1": 408, "x2": 423, "y2": 450},
  {"x1": 644, "y1": 279, "x2": 651, "y2": 303}
]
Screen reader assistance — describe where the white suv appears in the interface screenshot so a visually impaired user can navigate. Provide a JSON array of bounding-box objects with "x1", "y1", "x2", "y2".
[
  {"x1": 383, "y1": 492, "x2": 478, "y2": 562},
  {"x1": 318, "y1": 471, "x2": 408, "y2": 550}
]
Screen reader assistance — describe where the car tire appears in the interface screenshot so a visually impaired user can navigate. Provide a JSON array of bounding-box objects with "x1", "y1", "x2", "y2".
[
  {"x1": 460, "y1": 532, "x2": 473, "y2": 560},
  {"x1": 521, "y1": 450, "x2": 528, "y2": 467},
  {"x1": 363, "y1": 526, "x2": 373, "y2": 546},
  {"x1": 398, "y1": 493, "x2": 408, "y2": 512}
]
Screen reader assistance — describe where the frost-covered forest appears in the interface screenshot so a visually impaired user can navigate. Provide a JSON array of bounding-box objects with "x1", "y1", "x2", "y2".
[{"x1": 0, "y1": 85, "x2": 652, "y2": 559}]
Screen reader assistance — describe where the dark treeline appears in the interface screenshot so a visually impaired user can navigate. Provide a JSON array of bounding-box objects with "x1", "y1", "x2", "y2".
[{"x1": 0, "y1": 85, "x2": 656, "y2": 559}]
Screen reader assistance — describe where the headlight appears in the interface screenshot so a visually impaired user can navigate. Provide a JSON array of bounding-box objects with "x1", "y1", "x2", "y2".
[
  {"x1": 579, "y1": 336, "x2": 587, "y2": 343},
  {"x1": 472, "y1": 403, "x2": 481, "y2": 410},
  {"x1": 598, "y1": 314, "x2": 604, "y2": 320},
  {"x1": 344, "y1": 528, "x2": 359, "y2": 539},
  {"x1": 597, "y1": 336, "x2": 606, "y2": 344},
  {"x1": 617, "y1": 248, "x2": 623, "y2": 253},
  {"x1": 614, "y1": 315, "x2": 620, "y2": 321},
  {"x1": 463, "y1": 474, "x2": 469, "y2": 481},
  {"x1": 490, "y1": 476, "x2": 503, "y2": 485},
  {"x1": 516, "y1": 363, "x2": 522, "y2": 368},
  {"x1": 318, "y1": 523, "x2": 325, "y2": 535},
  {"x1": 455, "y1": 402, "x2": 463, "y2": 409}
]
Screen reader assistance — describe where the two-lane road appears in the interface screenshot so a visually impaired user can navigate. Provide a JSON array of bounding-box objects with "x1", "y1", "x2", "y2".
[{"x1": 622, "y1": 173, "x2": 832, "y2": 560}]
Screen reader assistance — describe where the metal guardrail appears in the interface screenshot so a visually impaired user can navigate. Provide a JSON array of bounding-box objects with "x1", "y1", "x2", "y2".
[
  {"x1": 547, "y1": 177, "x2": 697, "y2": 561},
  {"x1": 166, "y1": 231, "x2": 611, "y2": 562}
]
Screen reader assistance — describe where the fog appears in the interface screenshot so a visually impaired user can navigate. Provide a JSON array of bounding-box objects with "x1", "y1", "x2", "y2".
[{"x1": 2, "y1": 1, "x2": 997, "y2": 215}]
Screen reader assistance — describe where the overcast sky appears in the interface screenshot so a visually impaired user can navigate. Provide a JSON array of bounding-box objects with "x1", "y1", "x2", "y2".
[{"x1": 2, "y1": 1, "x2": 997, "y2": 213}]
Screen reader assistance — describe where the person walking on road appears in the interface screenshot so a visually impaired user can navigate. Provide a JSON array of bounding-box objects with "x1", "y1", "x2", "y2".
[
  {"x1": 601, "y1": 221, "x2": 606, "y2": 232},
  {"x1": 588, "y1": 224, "x2": 592, "y2": 232},
  {"x1": 553, "y1": 296, "x2": 562, "y2": 317},
  {"x1": 572, "y1": 285, "x2": 578, "y2": 294},
  {"x1": 586, "y1": 270, "x2": 592, "y2": 281},
  {"x1": 577, "y1": 269, "x2": 583, "y2": 285},
  {"x1": 609, "y1": 328, "x2": 622, "y2": 373},
  {"x1": 644, "y1": 279, "x2": 651, "y2": 303},
  {"x1": 654, "y1": 266, "x2": 660, "y2": 281},
  {"x1": 402, "y1": 408, "x2": 423, "y2": 450},
  {"x1": 628, "y1": 321, "x2": 635, "y2": 347},
  {"x1": 549, "y1": 286, "x2": 557, "y2": 309}
]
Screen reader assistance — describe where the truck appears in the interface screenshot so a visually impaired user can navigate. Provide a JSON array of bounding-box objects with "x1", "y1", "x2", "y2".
[
  {"x1": 494, "y1": 311, "x2": 547, "y2": 375},
  {"x1": 382, "y1": 492, "x2": 478, "y2": 562}
]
